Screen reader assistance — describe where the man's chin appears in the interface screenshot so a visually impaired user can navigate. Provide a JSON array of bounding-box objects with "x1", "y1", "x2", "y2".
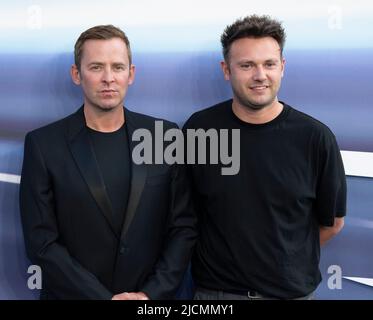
[
  {"x1": 243, "y1": 98, "x2": 275, "y2": 110},
  {"x1": 96, "y1": 105, "x2": 120, "y2": 112},
  {"x1": 242, "y1": 101, "x2": 268, "y2": 111},
  {"x1": 245, "y1": 103, "x2": 266, "y2": 110}
]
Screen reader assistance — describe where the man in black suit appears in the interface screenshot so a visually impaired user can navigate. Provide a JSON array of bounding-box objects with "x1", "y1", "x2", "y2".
[{"x1": 19, "y1": 25, "x2": 197, "y2": 300}]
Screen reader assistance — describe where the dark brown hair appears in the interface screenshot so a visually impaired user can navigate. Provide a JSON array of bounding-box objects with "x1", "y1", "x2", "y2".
[
  {"x1": 221, "y1": 15, "x2": 286, "y2": 61},
  {"x1": 74, "y1": 25, "x2": 132, "y2": 70}
]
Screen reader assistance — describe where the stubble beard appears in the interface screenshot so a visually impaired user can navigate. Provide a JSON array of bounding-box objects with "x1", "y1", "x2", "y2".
[
  {"x1": 95, "y1": 104, "x2": 118, "y2": 113},
  {"x1": 90, "y1": 96, "x2": 123, "y2": 113},
  {"x1": 234, "y1": 87, "x2": 276, "y2": 111}
]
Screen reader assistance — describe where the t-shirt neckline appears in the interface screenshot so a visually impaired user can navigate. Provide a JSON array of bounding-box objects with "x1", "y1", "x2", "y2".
[{"x1": 229, "y1": 100, "x2": 290, "y2": 130}]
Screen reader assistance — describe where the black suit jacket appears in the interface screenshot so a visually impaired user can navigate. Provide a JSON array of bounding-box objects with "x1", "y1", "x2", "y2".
[{"x1": 19, "y1": 106, "x2": 197, "y2": 299}]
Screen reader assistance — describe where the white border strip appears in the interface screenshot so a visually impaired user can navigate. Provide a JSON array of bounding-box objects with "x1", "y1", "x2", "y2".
[
  {"x1": 340, "y1": 150, "x2": 373, "y2": 178},
  {"x1": 0, "y1": 173, "x2": 21, "y2": 184},
  {"x1": 0, "y1": 150, "x2": 372, "y2": 184}
]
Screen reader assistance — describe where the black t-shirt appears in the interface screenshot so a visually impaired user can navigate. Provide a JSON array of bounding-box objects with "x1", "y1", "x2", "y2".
[
  {"x1": 87, "y1": 124, "x2": 131, "y2": 232},
  {"x1": 184, "y1": 99, "x2": 346, "y2": 299}
]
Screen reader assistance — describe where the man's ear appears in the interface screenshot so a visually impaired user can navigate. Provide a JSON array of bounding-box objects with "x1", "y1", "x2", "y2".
[
  {"x1": 281, "y1": 58, "x2": 285, "y2": 78},
  {"x1": 221, "y1": 60, "x2": 231, "y2": 81},
  {"x1": 128, "y1": 64, "x2": 136, "y2": 86},
  {"x1": 71, "y1": 64, "x2": 81, "y2": 85}
]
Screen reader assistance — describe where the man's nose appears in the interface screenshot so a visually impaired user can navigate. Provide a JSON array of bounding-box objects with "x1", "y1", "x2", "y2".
[
  {"x1": 253, "y1": 65, "x2": 266, "y2": 81},
  {"x1": 102, "y1": 68, "x2": 115, "y2": 83}
]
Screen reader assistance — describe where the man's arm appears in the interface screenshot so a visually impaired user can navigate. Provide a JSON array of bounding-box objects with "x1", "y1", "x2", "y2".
[
  {"x1": 139, "y1": 163, "x2": 198, "y2": 300},
  {"x1": 316, "y1": 130, "x2": 346, "y2": 247},
  {"x1": 20, "y1": 133, "x2": 113, "y2": 299},
  {"x1": 320, "y1": 217, "x2": 344, "y2": 246}
]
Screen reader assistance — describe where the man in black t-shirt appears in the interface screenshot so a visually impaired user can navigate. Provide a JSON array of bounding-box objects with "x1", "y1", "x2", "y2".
[
  {"x1": 184, "y1": 15, "x2": 346, "y2": 299},
  {"x1": 20, "y1": 25, "x2": 197, "y2": 300}
]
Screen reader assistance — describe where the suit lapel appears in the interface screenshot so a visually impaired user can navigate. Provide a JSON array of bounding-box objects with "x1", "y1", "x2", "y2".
[
  {"x1": 121, "y1": 109, "x2": 147, "y2": 238},
  {"x1": 67, "y1": 107, "x2": 120, "y2": 238}
]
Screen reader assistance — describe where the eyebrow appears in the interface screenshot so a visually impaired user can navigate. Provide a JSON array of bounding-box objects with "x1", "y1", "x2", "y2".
[
  {"x1": 87, "y1": 62, "x2": 127, "y2": 66},
  {"x1": 237, "y1": 58, "x2": 279, "y2": 64}
]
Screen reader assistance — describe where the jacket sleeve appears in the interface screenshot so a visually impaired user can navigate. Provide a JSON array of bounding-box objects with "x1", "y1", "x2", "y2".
[
  {"x1": 19, "y1": 133, "x2": 113, "y2": 300},
  {"x1": 140, "y1": 151, "x2": 198, "y2": 299}
]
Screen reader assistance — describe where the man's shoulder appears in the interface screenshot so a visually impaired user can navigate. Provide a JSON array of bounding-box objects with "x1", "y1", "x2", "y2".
[
  {"x1": 286, "y1": 103, "x2": 336, "y2": 138},
  {"x1": 183, "y1": 99, "x2": 232, "y2": 128},
  {"x1": 26, "y1": 110, "x2": 77, "y2": 140}
]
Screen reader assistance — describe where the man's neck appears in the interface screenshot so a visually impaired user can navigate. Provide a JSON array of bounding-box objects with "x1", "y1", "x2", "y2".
[
  {"x1": 84, "y1": 105, "x2": 125, "y2": 132},
  {"x1": 232, "y1": 99, "x2": 283, "y2": 124}
]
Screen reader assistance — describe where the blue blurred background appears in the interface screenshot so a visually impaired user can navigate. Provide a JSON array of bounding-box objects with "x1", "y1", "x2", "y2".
[{"x1": 0, "y1": 0, "x2": 372, "y2": 299}]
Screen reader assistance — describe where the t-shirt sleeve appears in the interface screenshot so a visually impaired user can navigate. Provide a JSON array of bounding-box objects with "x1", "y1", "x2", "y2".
[{"x1": 314, "y1": 130, "x2": 347, "y2": 226}]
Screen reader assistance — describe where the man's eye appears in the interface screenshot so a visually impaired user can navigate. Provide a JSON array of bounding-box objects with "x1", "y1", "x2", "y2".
[
  {"x1": 115, "y1": 65, "x2": 125, "y2": 71},
  {"x1": 90, "y1": 65, "x2": 101, "y2": 70},
  {"x1": 241, "y1": 64, "x2": 252, "y2": 69}
]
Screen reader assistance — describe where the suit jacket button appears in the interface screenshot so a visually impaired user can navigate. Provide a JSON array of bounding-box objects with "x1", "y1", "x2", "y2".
[{"x1": 120, "y1": 247, "x2": 127, "y2": 254}]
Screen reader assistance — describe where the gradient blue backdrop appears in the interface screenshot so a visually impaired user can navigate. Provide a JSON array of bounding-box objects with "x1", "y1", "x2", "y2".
[{"x1": 0, "y1": 0, "x2": 372, "y2": 299}]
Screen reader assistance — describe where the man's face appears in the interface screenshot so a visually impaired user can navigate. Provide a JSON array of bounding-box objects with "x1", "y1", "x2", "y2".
[
  {"x1": 71, "y1": 38, "x2": 135, "y2": 112},
  {"x1": 221, "y1": 36, "x2": 285, "y2": 110}
]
